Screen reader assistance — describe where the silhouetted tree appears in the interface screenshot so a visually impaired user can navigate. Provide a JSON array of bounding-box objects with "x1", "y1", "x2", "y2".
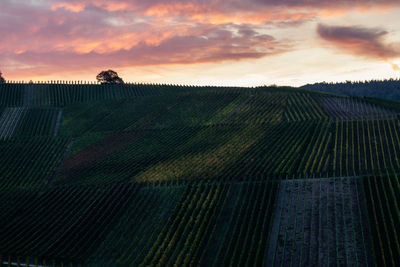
[
  {"x1": 0, "y1": 71, "x2": 5, "y2": 83},
  {"x1": 96, "y1": 70, "x2": 124, "y2": 84}
]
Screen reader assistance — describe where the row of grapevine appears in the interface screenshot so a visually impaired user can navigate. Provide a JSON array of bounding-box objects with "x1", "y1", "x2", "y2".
[
  {"x1": 145, "y1": 93, "x2": 242, "y2": 128},
  {"x1": 209, "y1": 181, "x2": 278, "y2": 267},
  {"x1": 15, "y1": 108, "x2": 62, "y2": 137},
  {"x1": 60, "y1": 130, "x2": 147, "y2": 173},
  {"x1": 0, "y1": 84, "x2": 161, "y2": 107},
  {"x1": 295, "y1": 121, "x2": 331, "y2": 175},
  {"x1": 0, "y1": 107, "x2": 25, "y2": 140},
  {"x1": 266, "y1": 177, "x2": 373, "y2": 266},
  {"x1": 331, "y1": 119, "x2": 400, "y2": 176},
  {"x1": 52, "y1": 92, "x2": 245, "y2": 138},
  {"x1": 139, "y1": 181, "x2": 278, "y2": 266},
  {"x1": 56, "y1": 117, "x2": 400, "y2": 186},
  {"x1": 3, "y1": 83, "x2": 397, "y2": 122},
  {"x1": 3, "y1": 174, "x2": 398, "y2": 265},
  {"x1": 89, "y1": 93, "x2": 242, "y2": 132},
  {"x1": 7, "y1": 88, "x2": 395, "y2": 137},
  {"x1": 283, "y1": 93, "x2": 328, "y2": 121},
  {"x1": 215, "y1": 94, "x2": 254, "y2": 123},
  {"x1": 235, "y1": 117, "x2": 400, "y2": 178},
  {"x1": 315, "y1": 96, "x2": 396, "y2": 120},
  {"x1": 35, "y1": 84, "x2": 122, "y2": 106},
  {"x1": 0, "y1": 189, "x2": 73, "y2": 266},
  {"x1": 0, "y1": 108, "x2": 64, "y2": 139},
  {"x1": 0, "y1": 189, "x2": 39, "y2": 231},
  {"x1": 0, "y1": 83, "x2": 256, "y2": 107},
  {"x1": 283, "y1": 118, "x2": 400, "y2": 177},
  {"x1": 219, "y1": 92, "x2": 359, "y2": 124},
  {"x1": 2, "y1": 81, "x2": 254, "y2": 94},
  {"x1": 221, "y1": 93, "x2": 286, "y2": 124},
  {"x1": 363, "y1": 174, "x2": 400, "y2": 266},
  {"x1": 0, "y1": 180, "x2": 278, "y2": 265},
  {"x1": 57, "y1": 123, "x2": 290, "y2": 185},
  {"x1": 2, "y1": 86, "x2": 400, "y2": 266},
  {"x1": 219, "y1": 92, "x2": 354, "y2": 124},
  {"x1": 0, "y1": 84, "x2": 24, "y2": 106},
  {"x1": 86, "y1": 183, "x2": 186, "y2": 265},
  {"x1": 59, "y1": 100, "x2": 123, "y2": 137},
  {"x1": 53, "y1": 121, "x2": 327, "y2": 186},
  {"x1": 0, "y1": 137, "x2": 70, "y2": 190},
  {"x1": 217, "y1": 120, "x2": 320, "y2": 179},
  {"x1": 0, "y1": 183, "x2": 138, "y2": 263},
  {"x1": 55, "y1": 126, "x2": 201, "y2": 186},
  {"x1": 363, "y1": 97, "x2": 400, "y2": 113}
]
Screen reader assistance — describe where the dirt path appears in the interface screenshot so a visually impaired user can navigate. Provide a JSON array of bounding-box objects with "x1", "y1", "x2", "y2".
[
  {"x1": 53, "y1": 109, "x2": 63, "y2": 137},
  {"x1": 23, "y1": 84, "x2": 35, "y2": 106}
]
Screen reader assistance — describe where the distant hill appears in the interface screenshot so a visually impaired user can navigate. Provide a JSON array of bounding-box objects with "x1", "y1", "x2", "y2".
[
  {"x1": 1, "y1": 82, "x2": 400, "y2": 266},
  {"x1": 301, "y1": 78, "x2": 400, "y2": 100}
]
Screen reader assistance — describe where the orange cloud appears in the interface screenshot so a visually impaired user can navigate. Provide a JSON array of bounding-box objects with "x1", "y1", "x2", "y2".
[
  {"x1": 1, "y1": 0, "x2": 400, "y2": 81},
  {"x1": 2, "y1": 23, "x2": 289, "y2": 78},
  {"x1": 51, "y1": 2, "x2": 86, "y2": 13},
  {"x1": 49, "y1": 0, "x2": 400, "y2": 21}
]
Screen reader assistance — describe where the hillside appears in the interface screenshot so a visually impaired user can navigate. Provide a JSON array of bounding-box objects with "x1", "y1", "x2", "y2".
[{"x1": 1, "y1": 82, "x2": 400, "y2": 266}]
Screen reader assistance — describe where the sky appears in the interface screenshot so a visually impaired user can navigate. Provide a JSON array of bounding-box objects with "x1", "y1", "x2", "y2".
[{"x1": 0, "y1": 0, "x2": 400, "y2": 86}]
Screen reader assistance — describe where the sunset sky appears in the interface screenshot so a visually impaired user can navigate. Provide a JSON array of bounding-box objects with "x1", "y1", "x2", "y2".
[{"x1": 1, "y1": 0, "x2": 400, "y2": 86}]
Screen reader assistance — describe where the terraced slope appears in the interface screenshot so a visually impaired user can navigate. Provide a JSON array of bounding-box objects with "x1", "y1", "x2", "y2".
[{"x1": 1, "y1": 83, "x2": 400, "y2": 266}]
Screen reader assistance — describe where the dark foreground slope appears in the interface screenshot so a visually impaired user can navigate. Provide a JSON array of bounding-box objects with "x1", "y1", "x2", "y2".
[{"x1": 0, "y1": 82, "x2": 400, "y2": 266}]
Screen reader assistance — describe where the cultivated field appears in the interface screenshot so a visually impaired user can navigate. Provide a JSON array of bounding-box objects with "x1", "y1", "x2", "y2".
[{"x1": 0, "y1": 82, "x2": 399, "y2": 266}]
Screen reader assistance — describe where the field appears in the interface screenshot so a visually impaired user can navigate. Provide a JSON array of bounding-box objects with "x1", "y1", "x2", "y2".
[{"x1": 0, "y1": 82, "x2": 400, "y2": 266}]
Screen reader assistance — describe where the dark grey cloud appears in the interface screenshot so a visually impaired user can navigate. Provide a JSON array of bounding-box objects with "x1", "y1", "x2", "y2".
[{"x1": 317, "y1": 24, "x2": 400, "y2": 59}]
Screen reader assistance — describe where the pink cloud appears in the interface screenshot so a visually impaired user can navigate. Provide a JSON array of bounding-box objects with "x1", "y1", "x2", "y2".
[
  {"x1": 51, "y1": 2, "x2": 86, "y2": 13},
  {"x1": 50, "y1": 0, "x2": 400, "y2": 13},
  {"x1": 1, "y1": 0, "x2": 399, "y2": 79},
  {"x1": 2, "y1": 23, "x2": 288, "y2": 77}
]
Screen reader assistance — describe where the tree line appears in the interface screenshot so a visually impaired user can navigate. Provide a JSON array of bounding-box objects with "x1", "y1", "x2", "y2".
[{"x1": 302, "y1": 79, "x2": 400, "y2": 100}]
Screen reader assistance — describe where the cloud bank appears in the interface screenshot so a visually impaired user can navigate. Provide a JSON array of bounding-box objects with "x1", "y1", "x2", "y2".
[
  {"x1": 0, "y1": 0, "x2": 399, "y2": 79},
  {"x1": 317, "y1": 24, "x2": 400, "y2": 59},
  {"x1": 317, "y1": 23, "x2": 400, "y2": 70}
]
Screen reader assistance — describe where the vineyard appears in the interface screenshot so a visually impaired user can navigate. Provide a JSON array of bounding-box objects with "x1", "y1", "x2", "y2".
[{"x1": 1, "y1": 82, "x2": 400, "y2": 266}]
